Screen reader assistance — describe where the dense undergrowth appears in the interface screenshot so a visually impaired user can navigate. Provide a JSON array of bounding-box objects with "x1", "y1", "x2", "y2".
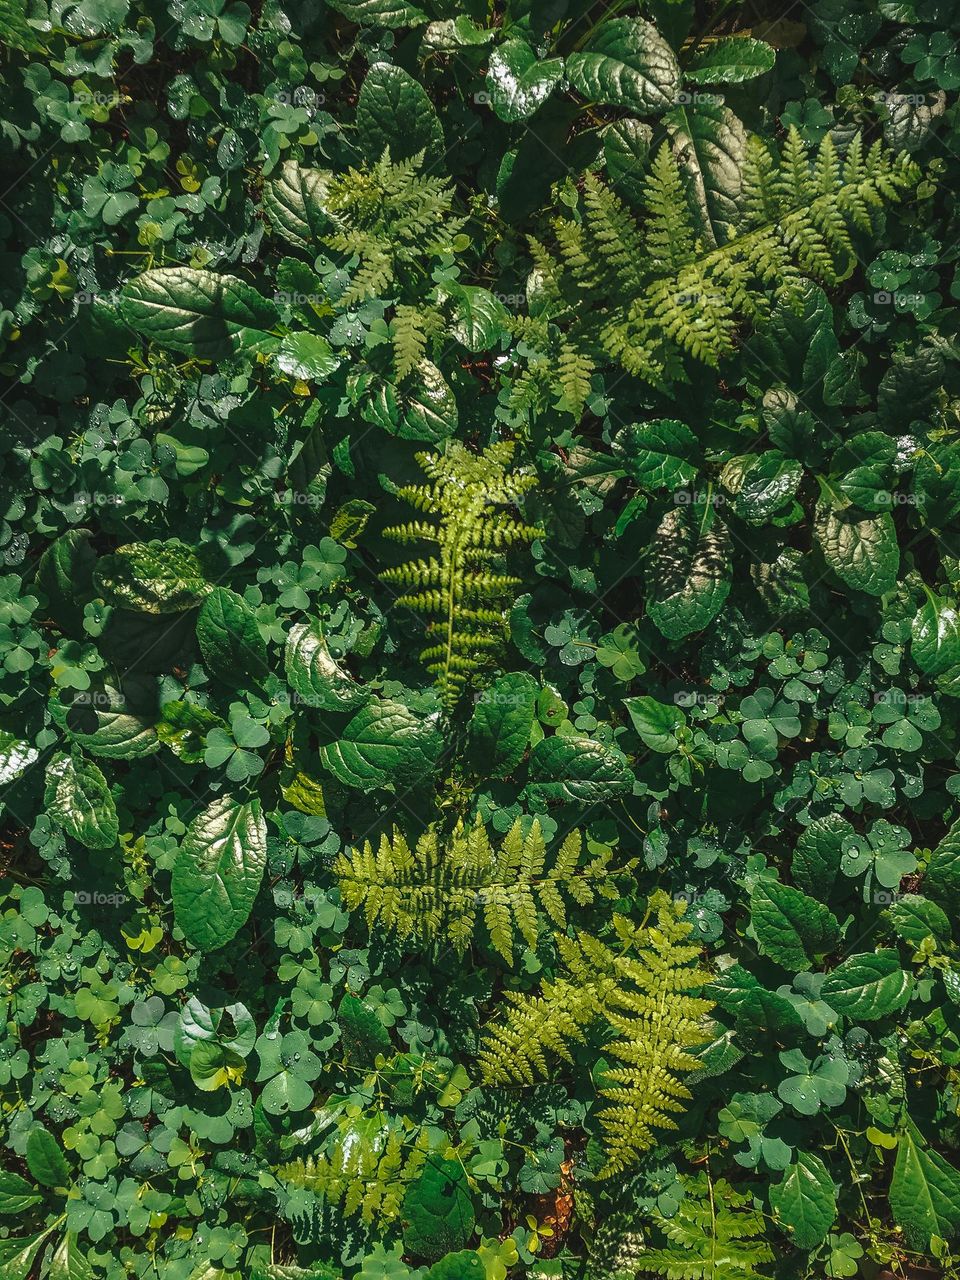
[{"x1": 2, "y1": 0, "x2": 960, "y2": 1278}]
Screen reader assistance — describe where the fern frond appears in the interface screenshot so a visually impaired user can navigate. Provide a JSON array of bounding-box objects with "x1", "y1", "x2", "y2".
[
  {"x1": 335, "y1": 818, "x2": 618, "y2": 965},
  {"x1": 391, "y1": 303, "x2": 441, "y2": 379},
  {"x1": 522, "y1": 129, "x2": 918, "y2": 408},
  {"x1": 480, "y1": 892, "x2": 714, "y2": 1176},
  {"x1": 636, "y1": 1173, "x2": 775, "y2": 1280},
  {"x1": 321, "y1": 149, "x2": 466, "y2": 307},
  {"x1": 380, "y1": 441, "x2": 541, "y2": 707},
  {"x1": 275, "y1": 1117, "x2": 429, "y2": 1226}
]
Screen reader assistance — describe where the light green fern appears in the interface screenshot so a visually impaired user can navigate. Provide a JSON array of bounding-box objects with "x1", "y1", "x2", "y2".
[
  {"x1": 380, "y1": 441, "x2": 541, "y2": 708},
  {"x1": 479, "y1": 892, "x2": 714, "y2": 1177},
  {"x1": 517, "y1": 128, "x2": 918, "y2": 413},
  {"x1": 635, "y1": 1173, "x2": 775, "y2": 1280},
  {"x1": 323, "y1": 148, "x2": 467, "y2": 308},
  {"x1": 335, "y1": 817, "x2": 621, "y2": 965},
  {"x1": 274, "y1": 1116, "x2": 429, "y2": 1226}
]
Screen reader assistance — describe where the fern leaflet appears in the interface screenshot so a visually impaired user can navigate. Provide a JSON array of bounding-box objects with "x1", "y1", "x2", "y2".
[
  {"x1": 380, "y1": 441, "x2": 541, "y2": 708},
  {"x1": 516, "y1": 128, "x2": 918, "y2": 413},
  {"x1": 336, "y1": 817, "x2": 622, "y2": 965},
  {"x1": 635, "y1": 1173, "x2": 774, "y2": 1280},
  {"x1": 480, "y1": 892, "x2": 714, "y2": 1176}
]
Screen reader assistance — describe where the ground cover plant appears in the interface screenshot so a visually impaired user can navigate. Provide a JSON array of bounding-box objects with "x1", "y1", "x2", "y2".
[{"x1": 3, "y1": 0, "x2": 960, "y2": 1277}]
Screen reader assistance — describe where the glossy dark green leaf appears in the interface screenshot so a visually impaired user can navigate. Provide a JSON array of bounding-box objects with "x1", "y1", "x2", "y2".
[
  {"x1": 485, "y1": 40, "x2": 564, "y2": 122},
  {"x1": 467, "y1": 672, "x2": 537, "y2": 777},
  {"x1": 567, "y1": 18, "x2": 680, "y2": 114},
  {"x1": 319, "y1": 699, "x2": 442, "y2": 790},
  {"x1": 284, "y1": 620, "x2": 369, "y2": 712},
  {"x1": 356, "y1": 62, "x2": 443, "y2": 163},
  {"x1": 197, "y1": 587, "x2": 268, "y2": 682},
  {"x1": 171, "y1": 796, "x2": 267, "y2": 951},
  {"x1": 94, "y1": 540, "x2": 211, "y2": 614},
  {"x1": 120, "y1": 268, "x2": 280, "y2": 359},
  {"x1": 44, "y1": 751, "x2": 119, "y2": 850}
]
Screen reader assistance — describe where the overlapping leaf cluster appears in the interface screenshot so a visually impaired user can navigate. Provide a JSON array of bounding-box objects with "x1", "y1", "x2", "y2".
[{"x1": 3, "y1": 0, "x2": 960, "y2": 1277}]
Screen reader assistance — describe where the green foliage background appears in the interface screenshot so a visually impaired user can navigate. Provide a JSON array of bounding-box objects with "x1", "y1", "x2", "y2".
[{"x1": 2, "y1": 0, "x2": 960, "y2": 1277}]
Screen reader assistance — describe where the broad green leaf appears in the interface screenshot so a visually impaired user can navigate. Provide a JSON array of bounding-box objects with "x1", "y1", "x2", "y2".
[
  {"x1": 925, "y1": 818, "x2": 960, "y2": 909},
  {"x1": 362, "y1": 360, "x2": 458, "y2": 442},
  {"x1": 615, "y1": 419, "x2": 698, "y2": 490},
  {"x1": 338, "y1": 992, "x2": 392, "y2": 1063},
  {"x1": 646, "y1": 505, "x2": 732, "y2": 640},
  {"x1": 833, "y1": 431, "x2": 896, "y2": 512},
  {"x1": 197, "y1": 587, "x2": 268, "y2": 682},
  {"x1": 821, "y1": 950, "x2": 912, "y2": 1020},
  {"x1": 26, "y1": 1127, "x2": 70, "y2": 1188},
  {"x1": 325, "y1": 0, "x2": 426, "y2": 27},
  {"x1": 814, "y1": 505, "x2": 899, "y2": 597},
  {"x1": 886, "y1": 894, "x2": 951, "y2": 948},
  {"x1": 171, "y1": 796, "x2": 267, "y2": 951},
  {"x1": 485, "y1": 40, "x2": 564, "y2": 122},
  {"x1": 751, "y1": 879, "x2": 841, "y2": 971},
  {"x1": 319, "y1": 699, "x2": 442, "y2": 790},
  {"x1": 120, "y1": 268, "x2": 280, "y2": 360},
  {"x1": 45, "y1": 751, "x2": 118, "y2": 850},
  {"x1": 685, "y1": 36, "x2": 776, "y2": 84},
  {"x1": 0, "y1": 1171, "x2": 42, "y2": 1214},
  {"x1": 276, "y1": 332, "x2": 340, "y2": 383},
  {"x1": 446, "y1": 285, "x2": 510, "y2": 351},
  {"x1": 664, "y1": 101, "x2": 747, "y2": 247},
  {"x1": 792, "y1": 814, "x2": 852, "y2": 898},
  {"x1": 770, "y1": 1151, "x2": 837, "y2": 1249},
  {"x1": 567, "y1": 18, "x2": 680, "y2": 115},
  {"x1": 284, "y1": 620, "x2": 369, "y2": 712},
  {"x1": 46, "y1": 1232, "x2": 94, "y2": 1280},
  {"x1": 604, "y1": 118, "x2": 653, "y2": 205},
  {"x1": 0, "y1": 731, "x2": 39, "y2": 786},
  {"x1": 890, "y1": 1127, "x2": 960, "y2": 1249},
  {"x1": 711, "y1": 964, "x2": 808, "y2": 1039},
  {"x1": 0, "y1": 1228, "x2": 54, "y2": 1280},
  {"x1": 35, "y1": 529, "x2": 96, "y2": 630},
  {"x1": 0, "y1": 0, "x2": 42, "y2": 50},
  {"x1": 263, "y1": 161, "x2": 331, "y2": 250},
  {"x1": 466, "y1": 672, "x2": 537, "y2": 777},
  {"x1": 527, "y1": 735, "x2": 634, "y2": 803},
  {"x1": 721, "y1": 451, "x2": 802, "y2": 524},
  {"x1": 402, "y1": 1157, "x2": 476, "y2": 1260},
  {"x1": 912, "y1": 592, "x2": 960, "y2": 678},
  {"x1": 51, "y1": 684, "x2": 159, "y2": 760},
  {"x1": 94, "y1": 540, "x2": 211, "y2": 614},
  {"x1": 356, "y1": 63, "x2": 443, "y2": 164},
  {"x1": 623, "y1": 695, "x2": 685, "y2": 753},
  {"x1": 425, "y1": 1252, "x2": 485, "y2": 1280}
]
